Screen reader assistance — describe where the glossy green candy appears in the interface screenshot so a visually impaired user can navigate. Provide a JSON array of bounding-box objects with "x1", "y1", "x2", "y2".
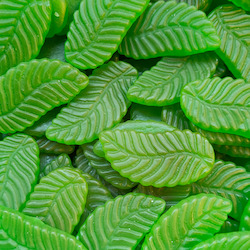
[
  {"x1": 0, "y1": 59, "x2": 88, "y2": 134},
  {"x1": 23, "y1": 167, "x2": 88, "y2": 234},
  {"x1": 181, "y1": 77, "x2": 250, "y2": 139},
  {"x1": 213, "y1": 144, "x2": 250, "y2": 158},
  {"x1": 0, "y1": 0, "x2": 52, "y2": 76},
  {"x1": 130, "y1": 103, "x2": 162, "y2": 121},
  {"x1": 39, "y1": 153, "x2": 72, "y2": 179},
  {"x1": 77, "y1": 193, "x2": 166, "y2": 250},
  {"x1": 209, "y1": 5, "x2": 250, "y2": 81},
  {"x1": 191, "y1": 160, "x2": 250, "y2": 220},
  {"x1": 39, "y1": 154, "x2": 58, "y2": 171},
  {"x1": 75, "y1": 172, "x2": 113, "y2": 232},
  {"x1": 82, "y1": 142, "x2": 137, "y2": 190},
  {"x1": 240, "y1": 199, "x2": 250, "y2": 231},
  {"x1": 47, "y1": 0, "x2": 68, "y2": 37},
  {"x1": 228, "y1": 0, "x2": 250, "y2": 11},
  {"x1": 100, "y1": 128, "x2": 214, "y2": 187},
  {"x1": 24, "y1": 107, "x2": 61, "y2": 138},
  {"x1": 219, "y1": 218, "x2": 240, "y2": 234},
  {"x1": 46, "y1": 61, "x2": 137, "y2": 145},
  {"x1": 213, "y1": 59, "x2": 228, "y2": 78},
  {"x1": 134, "y1": 184, "x2": 192, "y2": 210},
  {"x1": 162, "y1": 103, "x2": 192, "y2": 130},
  {"x1": 0, "y1": 134, "x2": 39, "y2": 210},
  {"x1": 65, "y1": 0, "x2": 150, "y2": 69},
  {"x1": 36, "y1": 137, "x2": 75, "y2": 155},
  {"x1": 127, "y1": 53, "x2": 217, "y2": 106},
  {"x1": 119, "y1": 1, "x2": 220, "y2": 59},
  {"x1": 142, "y1": 194, "x2": 232, "y2": 250},
  {"x1": 192, "y1": 232, "x2": 250, "y2": 250},
  {"x1": 0, "y1": 206, "x2": 86, "y2": 250}
]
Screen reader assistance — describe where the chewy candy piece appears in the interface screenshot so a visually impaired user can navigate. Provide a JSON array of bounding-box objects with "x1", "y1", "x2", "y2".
[
  {"x1": 94, "y1": 120, "x2": 177, "y2": 158},
  {"x1": 213, "y1": 59, "x2": 228, "y2": 78},
  {"x1": 162, "y1": 103, "x2": 192, "y2": 130},
  {"x1": 134, "y1": 184, "x2": 192, "y2": 210},
  {"x1": 209, "y1": 5, "x2": 250, "y2": 82},
  {"x1": 36, "y1": 137, "x2": 75, "y2": 155},
  {"x1": 39, "y1": 153, "x2": 72, "y2": 179},
  {"x1": 65, "y1": 0, "x2": 150, "y2": 69},
  {"x1": 219, "y1": 218, "x2": 240, "y2": 234},
  {"x1": 151, "y1": 0, "x2": 212, "y2": 11},
  {"x1": 0, "y1": 206, "x2": 86, "y2": 250},
  {"x1": 46, "y1": 61, "x2": 137, "y2": 145},
  {"x1": 192, "y1": 232, "x2": 250, "y2": 250},
  {"x1": 228, "y1": 0, "x2": 250, "y2": 11},
  {"x1": 130, "y1": 103, "x2": 162, "y2": 121},
  {"x1": 77, "y1": 193, "x2": 166, "y2": 250},
  {"x1": 181, "y1": 77, "x2": 250, "y2": 139},
  {"x1": 0, "y1": 0, "x2": 52, "y2": 76},
  {"x1": 213, "y1": 144, "x2": 250, "y2": 158},
  {"x1": 0, "y1": 59, "x2": 88, "y2": 134},
  {"x1": 24, "y1": 107, "x2": 61, "y2": 138},
  {"x1": 82, "y1": 142, "x2": 137, "y2": 190},
  {"x1": 118, "y1": 1, "x2": 220, "y2": 59},
  {"x1": 39, "y1": 153, "x2": 57, "y2": 171},
  {"x1": 22, "y1": 167, "x2": 88, "y2": 234},
  {"x1": 75, "y1": 172, "x2": 113, "y2": 233},
  {"x1": 47, "y1": 0, "x2": 68, "y2": 38},
  {"x1": 100, "y1": 129, "x2": 214, "y2": 187},
  {"x1": 127, "y1": 53, "x2": 217, "y2": 106},
  {"x1": 0, "y1": 134, "x2": 39, "y2": 210},
  {"x1": 240, "y1": 199, "x2": 250, "y2": 231},
  {"x1": 190, "y1": 122, "x2": 250, "y2": 148},
  {"x1": 191, "y1": 160, "x2": 250, "y2": 220},
  {"x1": 142, "y1": 194, "x2": 232, "y2": 250}
]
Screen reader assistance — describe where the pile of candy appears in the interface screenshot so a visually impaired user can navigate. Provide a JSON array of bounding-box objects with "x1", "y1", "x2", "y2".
[{"x1": 0, "y1": 0, "x2": 249, "y2": 249}]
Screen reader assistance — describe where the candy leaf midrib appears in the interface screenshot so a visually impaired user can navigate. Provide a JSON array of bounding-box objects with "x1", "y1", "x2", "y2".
[
  {"x1": 0, "y1": 79, "x2": 73, "y2": 117},
  {"x1": 54, "y1": 71, "x2": 132, "y2": 130}
]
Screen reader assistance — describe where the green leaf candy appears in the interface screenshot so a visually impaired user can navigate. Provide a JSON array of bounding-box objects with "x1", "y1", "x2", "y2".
[
  {"x1": 0, "y1": 134, "x2": 39, "y2": 211},
  {"x1": 0, "y1": 0, "x2": 52, "y2": 75},
  {"x1": 213, "y1": 144, "x2": 250, "y2": 158},
  {"x1": 219, "y1": 218, "x2": 240, "y2": 234},
  {"x1": 119, "y1": 1, "x2": 221, "y2": 59},
  {"x1": 46, "y1": 61, "x2": 137, "y2": 145},
  {"x1": 180, "y1": 77, "x2": 250, "y2": 139},
  {"x1": 100, "y1": 128, "x2": 215, "y2": 187},
  {"x1": 0, "y1": 59, "x2": 89, "y2": 134},
  {"x1": 77, "y1": 193, "x2": 166, "y2": 250},
  {"x1": 22, "y1": 167, "x2": 88, "y2": 234},
  {"x1": 240, "y1": 199, "x2": 250, "y2": 231},
  {"x1": 127, "y1": 53, "x2": 218, "y2": 106},
  {"x1": 65, "y1": 0, "x2": 150, "y2": 69},
  {"x1": 142, "y1": 194, "x2": 232, "y2": 250},
  {"x1": 227, "y1": 0, "x2": 250, "y2": 11}
]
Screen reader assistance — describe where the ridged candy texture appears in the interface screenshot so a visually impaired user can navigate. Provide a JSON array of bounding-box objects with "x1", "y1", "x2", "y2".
[
  {"x1": 65, "y1": 0, "x2": 150, "y2": 69},
  {"x1": 142, "y1": 194, "x2": 232, "y2": 250},
  {"x1": 180, "y1": 77, "x2": 250, "y2": 139},
  {"x1": 0, "y1": 206, "x2": 86, "y2": 249},
  {"x1": 0, "y1": 59, "x2": 89, "y2": 134},
  {"x1": 240, "y1": 199, "x2": 250, "y2": 231},
  {"x1": 22, "y1": 167, "x2": 88, "y2": 234},
  {"x1": 119, "y1": 1, "x2": 221, "y2": 59},
  {"x1": 46, "y1": 61, "x2": 137, "y2": 145},
  {"x1": 0, "y1": 0, "x2": 52, "y2": 75},
  {"x1": 209, "y1": 5, "x2": 250, "y2": 81},
  {"x1": 0, "y1": 134, "x2": 39, "y2": 210},
  {"x1": 77, "y1": 193, "x2": 166, "y2": 250},
  {"x1": 127, "y1": 53, "x2": 218, "y2": 106},
  {"x1": 100, "y1": 129, "x2": 215, "y2": 187}
]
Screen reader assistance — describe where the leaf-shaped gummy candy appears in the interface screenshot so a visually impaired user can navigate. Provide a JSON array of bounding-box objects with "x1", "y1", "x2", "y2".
[
  {"x1": 0, "y1": 59, "x2": 88, "y2": 134},
  {"x1": 0, "y1": 0, "x2": 51, "y2": 75},
  {"x1": 65, "y1": 0, "x2": 150, "y2": 69},
  {"x1": 142, "y1": 194, "x2": 232, "y2": 250},
  {"x1": 46, "y1": 61, "x2": 137, "y2": 145},
  {"x1": 119, "y1": 1, "x2": 220, "y2": 59},
  {"x1": 180, "y1": 77, "x2": 250, "y2": 139},
  {"x1": 0, "y1": 134, "x2": 39, "y2": 210},
  {"x1": 240, "y1": 199, "x2": 250, "y2": 231},
  {"x1": 100, "y1": 129, "x2": 215, "y2": 187},
  {"x1": 23, "y1": 167, "x2": 88, "y2": 234},
  {"x1": 77, "y1": 193, "x2": 166, "y2": 250}
]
